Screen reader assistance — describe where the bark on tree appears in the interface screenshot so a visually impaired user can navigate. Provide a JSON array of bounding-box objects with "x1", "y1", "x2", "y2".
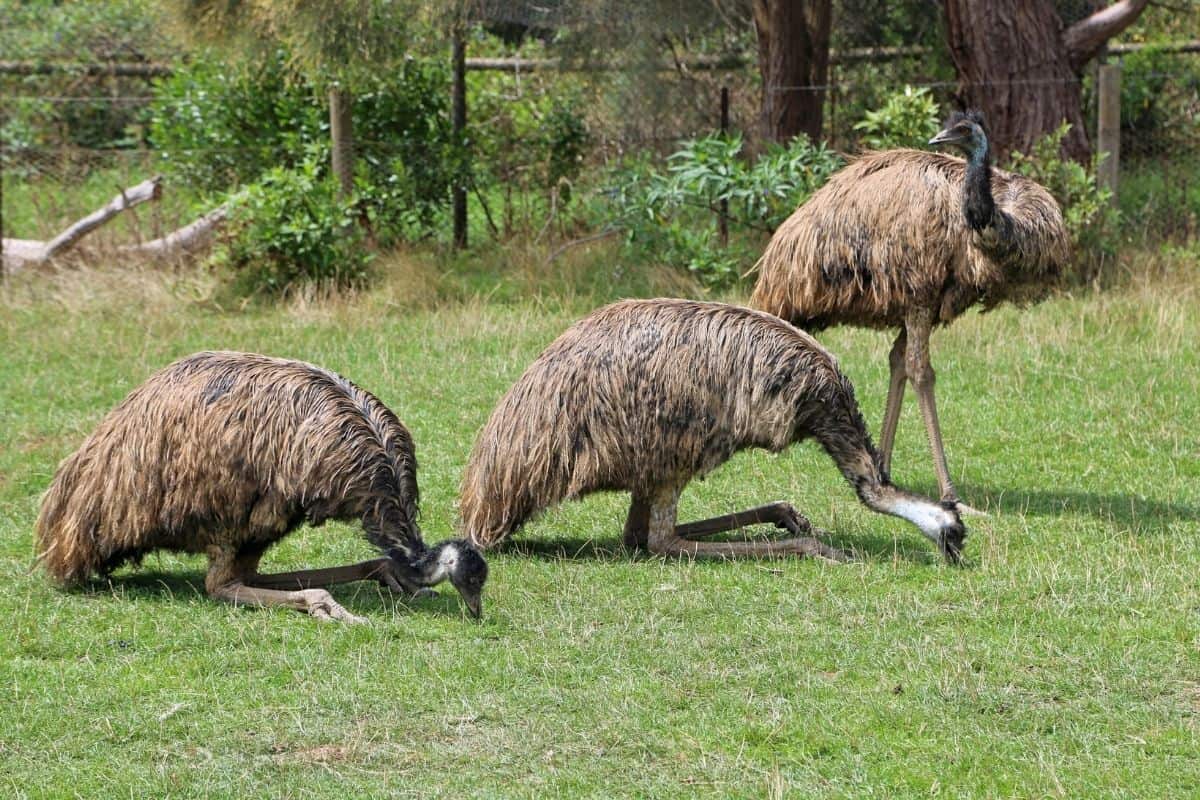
[
  {"x1": 753, "y1": 0, "x2": 832, "y2": 144},
  {"x1": 329, "y1": 87, "x2": 355, "y2": 198},
  {"x1": 943, "y1": 0, "x2": 1150, "y2": 162}
]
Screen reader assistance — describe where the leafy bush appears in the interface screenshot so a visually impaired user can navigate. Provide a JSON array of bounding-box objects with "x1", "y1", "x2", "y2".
[
  {"x1": 853, "y1": 85, "x2": 940, "y2": 150},
  {"x1": 1006, "y1": 122, "x2": 1119, "y2": 268},
  {"x1": 148, "y1": 50, "x2": 454, "y2": 241},
  {"x1": 468, "y1": 67, "x2": 592, "y2": 235},
  {"x1": 215, "y1": 150, "x2": 371, "y2": 297},
  {"x1": 601, "y1": 134, "x2": 843, "y2": 287}
]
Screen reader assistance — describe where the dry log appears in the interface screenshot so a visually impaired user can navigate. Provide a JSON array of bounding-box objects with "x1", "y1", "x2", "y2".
[
  {"x1": 117, "y1": 205, "x2": 228, "y2": 261},
  {"x1": 2, "y1": 177, "x2": 227, "y2": 273}
]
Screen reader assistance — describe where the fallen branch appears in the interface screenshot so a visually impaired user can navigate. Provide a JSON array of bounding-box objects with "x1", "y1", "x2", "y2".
[
  {"x1": 118, "y1": 205, "x2": 228, "y2": 260},
  {"x1": 2, "y1": 177, "x2": 228, "y2": 274},
  {"x1": 2, "y1": 176, "x2": 162, "y2": 271}
]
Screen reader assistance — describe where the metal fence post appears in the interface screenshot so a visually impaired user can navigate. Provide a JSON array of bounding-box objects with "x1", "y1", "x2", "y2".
[
  {"x1": 1097, "y1": 62, "x2": 1121, "y2": 204},
  {"x1": 718, "y1": 85, "x2": 729, "y2": 248},
  {"x1": 452, "y1": 28, "x2": 468, "y2": 250}
]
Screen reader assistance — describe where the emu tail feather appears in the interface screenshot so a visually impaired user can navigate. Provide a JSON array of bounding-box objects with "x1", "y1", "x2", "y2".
[{"x1": 35, "y1": 451, "x2": 104, "y2": 586}]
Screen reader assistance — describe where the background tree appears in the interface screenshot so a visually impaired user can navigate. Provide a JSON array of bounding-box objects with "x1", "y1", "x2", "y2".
[
  {"x1": 753, "y1": 0, "x2": 832, "y2": 144},
  {"x1": 173, "y1": 0, "x2": 417, "y2": 196},
  {"x1": 943, "y1": 0, "x2": 1151, "y2": 161}
]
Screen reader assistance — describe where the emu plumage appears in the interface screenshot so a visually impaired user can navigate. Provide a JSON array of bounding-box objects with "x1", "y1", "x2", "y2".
[
  {"x1": 36, "y1": 351, "x2": 487, "y2": 621},
  {"x1": 460, "y1": 299, "x2": 966, "y2": 561}
]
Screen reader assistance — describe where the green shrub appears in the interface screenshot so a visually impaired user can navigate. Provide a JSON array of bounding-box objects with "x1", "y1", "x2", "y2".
[
  {"x1": 600, "y1": 134, "x2": 842, "y2": 287},
  {"x1": 853, "y1": 85, "x2": 940, "y2": 150},
  {"x1": 148, "y1": 49, "x2": 454, "y2": 241},
  {"x1": 215, "y1": 150, "x2": 371, "y2": 297},
  {"x1": 1006, "y1": 122, "x2": 1120, "y2": 269}
]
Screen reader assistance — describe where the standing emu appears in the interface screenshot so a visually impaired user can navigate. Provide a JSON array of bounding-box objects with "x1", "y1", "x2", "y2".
[
  {"x1": 751, "y1": 110, "x2": 1070, "y2": 510},
  {"x1": 460, "y1": 299, "x2": 966, "y2": 562},
  {"x1": 36, "y1": 352, "x2": 488, "y2": 622}
]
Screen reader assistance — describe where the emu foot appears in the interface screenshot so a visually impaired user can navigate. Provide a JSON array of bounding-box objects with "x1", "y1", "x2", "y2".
[
  {"x1": 211, "y1": 581, "x2": 367, "y2": 624},
  {"x1": 296, "y1": 588, "x2": 368, "y2": 624}
]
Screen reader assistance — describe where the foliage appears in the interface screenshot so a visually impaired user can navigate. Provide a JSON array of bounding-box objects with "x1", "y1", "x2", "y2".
[
  {"x1": 148, "y1": 50, "x2": 455, "y2": 241},
  {"x1": 215, "y1": 149, "x2": 371, "y2": 297},
  {"x1": 601, "y1": 134, "x2": 843, "y2": 287},
  {"x1": 465, "y1": 33, "x2": 593, "y2": 237},
  {"x1": 170, "y1": 0, "x2": 420, "y2": 86},
  {"x1": 853, "y1": 85, "x2": 940, "y2": 150},
  {"x1": 0, "y1": 0, "x2": 175, "y2": 150},
  {"x1": 147, "y1": 51, "x2": 325, "y2": 192},
  {"x1": 1006, "y1": 123, "x2": 1120, "y2": 267}
]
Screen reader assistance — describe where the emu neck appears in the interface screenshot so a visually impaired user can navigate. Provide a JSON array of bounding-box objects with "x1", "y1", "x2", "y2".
[{"x1": 962, "y1": 138, "x2": 995, "y2": 231}]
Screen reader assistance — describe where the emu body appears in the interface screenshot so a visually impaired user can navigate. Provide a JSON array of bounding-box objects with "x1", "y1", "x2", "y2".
[
  {"x1": 460, "y1": 299, "x2": 965, "y2": 561},
  {"x1": 751, "y1": 111, "x2": 1070, "y2": 508},
  {"x1": 36, "y1": 351, "x2": 487, "y2": 621}
]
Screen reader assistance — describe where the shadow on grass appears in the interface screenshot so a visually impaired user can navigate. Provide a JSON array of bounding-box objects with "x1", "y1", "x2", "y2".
[
  {"x1": 946, "y1": 482, "x2": 1200, "y2": 529},
  {"x1": 500, "y1": 528, "x2": 944, "y2": 566},
  {"x1": 76, "y1": 568, "x2": 467, "y2": 618}
]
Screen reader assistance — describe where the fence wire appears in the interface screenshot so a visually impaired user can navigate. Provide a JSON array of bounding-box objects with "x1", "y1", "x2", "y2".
[{"x1": 3, "y1": 51, "x2": 1198, "y2": 245}]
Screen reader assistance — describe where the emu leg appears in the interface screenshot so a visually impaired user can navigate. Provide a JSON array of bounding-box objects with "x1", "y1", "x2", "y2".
[
  {"x1": 674, "y1": 501, "x2": 828, "y2": 540},
  {"x1": 878, "y1": 329, "x2": 908, "y2": 474},
  {"x1": 904, "y1": 310, "x2": 984, "y2": 515},
  {"x1": 248, "y1": 558, "x2": 408, "y2": 592},
  {"x1": 205, "y1": 546, "x2": 367, "y2": 624},
  {"x1": 623, "y1": 495, "x2": 651, "y2": 549},
  {"x1": 645, "y1": 488, "x2": 849, "y2": 562}
]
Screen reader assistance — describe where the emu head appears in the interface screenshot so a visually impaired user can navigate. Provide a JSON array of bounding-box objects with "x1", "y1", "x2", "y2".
[
  {"x1": 390, "y1": 539, "x2": 489, "y2": 618},
  {"x1": 929, "y1": 109, "x2": 989, "y2": 159}
]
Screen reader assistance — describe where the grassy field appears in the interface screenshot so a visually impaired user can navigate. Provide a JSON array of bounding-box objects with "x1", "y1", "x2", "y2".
[{"x1": 1, "y1": 251, "x2": 1198, "y2": 798}]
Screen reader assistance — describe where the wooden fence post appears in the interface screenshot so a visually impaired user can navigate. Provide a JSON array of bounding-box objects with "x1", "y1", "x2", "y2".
[
  {"x1": 1097, "y1": 62, "x2": 1121, "y2": 204},
  {"x1": 452, "y1": 28, "x2": 468, "y2": 249}
]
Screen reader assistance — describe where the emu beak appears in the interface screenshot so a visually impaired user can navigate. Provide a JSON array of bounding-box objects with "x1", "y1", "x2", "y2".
[
  {"x1": 461, "y1": 591, "x2": 483, "y2": 619},
  {"x1": 928, "y1": 129, "x2": 960, "y2": 147}
]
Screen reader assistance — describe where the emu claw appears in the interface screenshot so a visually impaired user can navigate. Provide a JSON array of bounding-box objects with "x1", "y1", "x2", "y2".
[{"x1": 301, "y1": 589, "x2": 368, "y2": 624}]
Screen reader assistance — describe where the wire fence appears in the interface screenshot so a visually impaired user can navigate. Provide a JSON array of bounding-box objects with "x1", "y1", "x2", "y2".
[{"x1": 3, "y1": 48, "x2": 1198, "y2": 246}]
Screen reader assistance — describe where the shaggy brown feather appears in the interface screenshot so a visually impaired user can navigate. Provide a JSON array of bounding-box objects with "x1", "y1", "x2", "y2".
[
  {"x1": 460, "y1": 299, "x2": 965, "y2": 560},
  {"x1": 34, "y1": 352, "x2": 481, "y2": 611},
  {"x1": 751, "y1": 149, "x2": 1069, "y2": 330}
]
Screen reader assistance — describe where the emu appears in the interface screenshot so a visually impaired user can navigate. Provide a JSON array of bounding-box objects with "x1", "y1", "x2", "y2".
[
  {"x1": 751, "y1": 110, "x2": 1070, "y2": 511},
  {"x1": 460, "y1": 299, "x2": 966, "y2": 562},
  {"x1": 36, "y1": 351, "x2": 488, "y2": 622}
]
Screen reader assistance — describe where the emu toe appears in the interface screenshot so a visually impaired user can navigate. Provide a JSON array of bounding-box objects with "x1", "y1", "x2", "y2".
[{"x1": 300, "y1": 589, "x2": 368, "y2": 624}]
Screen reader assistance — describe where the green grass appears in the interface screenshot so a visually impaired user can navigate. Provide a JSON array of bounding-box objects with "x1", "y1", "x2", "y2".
[{"x1": 1, "y1": 250, "x2": 1198, "y2": 798}]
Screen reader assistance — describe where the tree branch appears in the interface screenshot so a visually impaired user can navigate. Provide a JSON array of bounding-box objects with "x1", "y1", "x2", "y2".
[
  {"x1": 1064, "y1": 0, "x2": 1152, "y2": 70},
  {"x1": 42, "y1": 176, "x2": 162, "y2": 260}
]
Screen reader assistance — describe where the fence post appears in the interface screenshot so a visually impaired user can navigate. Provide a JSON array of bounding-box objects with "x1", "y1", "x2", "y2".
[
  {"x1": 452, "y1": 28, "x2": 468, "y2": 250},
  {"x1": 718, "y1": 85, "x2": 729, "y2": 248},
  {"x1": 1097, "y1": 62, "x2": 1121, "y2": 204},
  {"x1": 329, "y1": 87, "x2": 355, "y2": 199}
]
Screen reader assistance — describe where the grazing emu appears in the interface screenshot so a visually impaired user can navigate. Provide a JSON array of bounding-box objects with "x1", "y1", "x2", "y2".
[
  {"x1": 36, "y1": 352, "x2": 488, "y2": 622},
  {"x1": 460, "y1": 299, "x2": 966, "y2": 562},
  {"x1": 751, "y1": 110, "x2": 1070, "y2": 510}
]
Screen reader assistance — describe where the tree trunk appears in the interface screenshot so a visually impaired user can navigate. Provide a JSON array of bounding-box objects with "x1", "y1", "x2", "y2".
[
  {"x1": 328, "y1": 87, "x2": 355, "y2": 198},
  {"x1": 943, "y1": 0, "x2": 1149, "y2": 162},
  {"x1": 753, "y1": 0, "x2": 832, "y2": 144}
]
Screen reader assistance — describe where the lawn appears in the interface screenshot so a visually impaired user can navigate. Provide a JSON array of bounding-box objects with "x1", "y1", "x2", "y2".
[{"x1": 1, "y1": 254, "x2": 1197, "y2": 798}]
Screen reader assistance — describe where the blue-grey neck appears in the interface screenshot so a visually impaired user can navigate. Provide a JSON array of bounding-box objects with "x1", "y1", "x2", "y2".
[{"x1": 962, "y1": 131, "x2": 995, "y2": 231}]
